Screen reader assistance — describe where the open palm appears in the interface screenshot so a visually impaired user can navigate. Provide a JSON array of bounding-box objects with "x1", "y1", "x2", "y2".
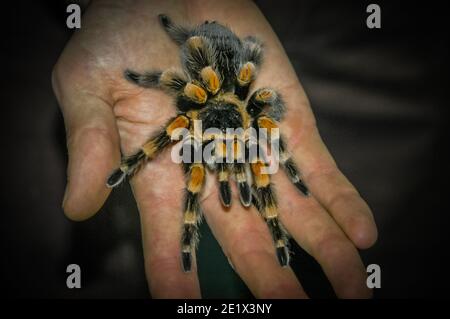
[{"x1": 53, "y1": 0, "x2": 377, "y2": 298}]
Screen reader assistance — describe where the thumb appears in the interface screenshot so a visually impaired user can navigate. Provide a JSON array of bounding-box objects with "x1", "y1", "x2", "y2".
[{"x1": 53, "y1": 69, "x2": 120, "y2": 221}]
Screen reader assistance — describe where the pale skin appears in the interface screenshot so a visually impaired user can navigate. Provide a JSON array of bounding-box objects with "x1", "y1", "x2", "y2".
[{"x1": 53, "y1": 0, "x2": 378, "y2": 298}]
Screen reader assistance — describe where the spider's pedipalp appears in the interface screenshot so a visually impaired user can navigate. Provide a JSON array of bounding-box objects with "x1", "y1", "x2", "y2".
[
  {"x1": 235, "y1": 163, "x2": 252, "y2": 207},
  {"x1": 217, "y1": 162, "x2": 232, "y2": 207},
  {"x1": 232, "y1": 140, "x2": 251, "y2": 207},
  {"x1": 214, "y1": 139, "x2": 239, "y2": 207},
  {"x1": 181, "y1": 163, "x2": 205, "y2": 272}
]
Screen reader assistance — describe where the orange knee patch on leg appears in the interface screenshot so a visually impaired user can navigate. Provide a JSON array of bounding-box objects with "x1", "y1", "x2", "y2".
[
  {"x1": 257, "y1": 116, "x2": 278, "y2": 130},
  {"x1": 256, "y1": 89, "x2": 275, "y2": 102},
  {"x1": 251, "y1": 161, "x2": 270, "y2": 187},
  {"x1": 187, "y1": 36, "x2": 204, "y2": 50},
  {"x1": 166, "y1": 115, "x2": 190, "y2": 136},
  {"x1": 238, "y1": 62, "x2": 255, "y2": 86},
  {"x1": 200, "y1": 66, "x2": 220, "y2": 94},
  {"x1": 183, "y1": 211, "x2": 197, "y2": 224},
  {"x1": 142, "y1": 141, "x2": 157, "y2": 158},
  {"x1": 184, "y1": 83, "x2": 207, "y2": 103},
  {"x1": 188, "y1": 165, "x2": 205, "y2": 193},
  {"x1": 264, "y1": 205, "x2": 278, "y2": 219}
]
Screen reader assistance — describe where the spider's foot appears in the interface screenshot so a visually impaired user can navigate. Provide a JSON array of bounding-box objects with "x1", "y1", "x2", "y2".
[
  {"x1": 106, "y1": 168, "x2": 126, "y2": 188},
  {"x1": 124, "y1": 69, "x2": 160, "y2": 87},
  {"x1": 294, "y1": 180, "x2": 309, "y2": 196},
  {"x1": 158, "y1": 14, "x2": 170, "y2": 28},
  {"x1": 238, "y1": 182, "x2": 251, "y2": 207},
  {"x1": 181, "y1": 251, "x2": 192, "y2": 272},
  {"x1": 276, "y1": 246, "x2": 290, "y2": 267},
  {"x1": 219, "y1": 181, "x2": 232, "y2": 207},
  {"x1": 124, "y1": 69, "x2": 139, "y2": 83}
]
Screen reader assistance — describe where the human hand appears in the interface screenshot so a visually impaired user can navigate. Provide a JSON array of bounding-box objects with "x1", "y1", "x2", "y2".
[{"x1": 53, "y1": 0, "x2": 377, "y2": 298}]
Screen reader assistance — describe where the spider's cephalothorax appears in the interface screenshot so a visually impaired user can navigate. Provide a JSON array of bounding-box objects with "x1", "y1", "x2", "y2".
[{"x1": 107, "y1": 15, "x2": 309, "y2": 272}]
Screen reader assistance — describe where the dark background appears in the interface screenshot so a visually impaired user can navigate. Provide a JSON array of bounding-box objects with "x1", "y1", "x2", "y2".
[{"x1": 1, "y1": 0, "x2": 449, "y2": 298}]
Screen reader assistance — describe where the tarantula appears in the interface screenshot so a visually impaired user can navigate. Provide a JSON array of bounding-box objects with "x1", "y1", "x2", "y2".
[{"x1": 107, "y1": 14, "x2": 309, "y2": 272}]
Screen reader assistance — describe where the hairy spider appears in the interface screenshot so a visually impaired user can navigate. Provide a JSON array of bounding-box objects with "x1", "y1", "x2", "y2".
[{"x1": 106, "y1": 14, "x2": 309, "y2": 272}]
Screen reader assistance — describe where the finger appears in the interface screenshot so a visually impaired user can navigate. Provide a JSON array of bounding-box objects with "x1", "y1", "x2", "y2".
[
  {"x1": 305, "y1": 163, "x2": 378, "y2": 249},
  {"x1": 54, "y1": 72, "x2": 120, "y2": 221},
  {"x1": 283, "y1": 108, "x2": 378, "y2": 249},
  {"x1": 272, "y1": 171, "x2": 372, "y2": 298},
  {"x1": 203, "y1": 193, "x2": 308, "y2": 299},
  {"x1": 132, "y1": 153, "x2": 201, "y2": 298}
]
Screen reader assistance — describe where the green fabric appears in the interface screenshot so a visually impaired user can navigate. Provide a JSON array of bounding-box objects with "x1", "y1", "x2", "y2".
[{"x1": 197, "y1": 222, "x2": 252, "y2": 298}]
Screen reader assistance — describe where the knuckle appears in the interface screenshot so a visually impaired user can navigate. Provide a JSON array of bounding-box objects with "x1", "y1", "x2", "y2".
[
  {"x1": 304, "y1": 165, "x2": 337, "y2": 185},
  {"x1": 327, "y1": 189, "x2": 361, "y2": 213},
  {"x1": 313, "y1": 231, "x2": 352, "y2": 263},
  {"x1": 146, "y1": 254, "x2": 180, "y2": 275},
  {"x1": 225, "y1": 224, "x2": 271, "y2": 262},
  {"x1": 67, "y1": 125, "x2": 114, "y2": 155}
]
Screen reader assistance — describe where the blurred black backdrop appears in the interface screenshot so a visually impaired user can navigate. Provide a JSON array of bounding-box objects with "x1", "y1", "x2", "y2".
[{"x1": 1, "y1": 0, "x2": 449, "y2": 298}]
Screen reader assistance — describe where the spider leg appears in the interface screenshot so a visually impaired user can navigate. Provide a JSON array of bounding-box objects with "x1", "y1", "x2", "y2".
[
  {"x1": 180, "y1": 162, "x2": 205, "y2": 272},
  {"x1": 124, "y1": 67, "x2": 211, "y2": 112},
  {"x1": 235, "y1": 36, "x2": 263, "y2": 100},
  {"x1": 242, "y1": 36, "x2": 263, "y2": 67},
  {"x1": 106, "y1": 115, "x2": 190, "y2": 188},
  {"x1": 247, "y1": 88, "x2": 285, "y2": 121},
  {"x1": 158, "y1": 14, "x2": 190, "y2": 45},
  {"x1": 217, "y1": 162, "x2": 232, "y2": 207},
  {"x1": 213, "y1": 140, "x2": 233, "y2": 207},
  {"x1": 182, "y1": 36, "x2": 222, "y2": 93},
  {"x1": 199, "y1": 66, "x2": 221, "y2": 95},
  {"x1": 250, "y1": 159, "x2": 290, "y2": 266},
  {"x1": 256, "y1": 114, "x2": 309, "y2": 196},
  {"x1": 233, "y1": 139, "x2": 251, "y2": 207},
  {"x1": 278, "y1": 136, "x2": 309, "y2": 195},
  {"x1": 124, "y1": 68, "x2": 187, "y2": 93},
  {"x1": 235, "y1": 62, "x2": 256, "y2": 100}
]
